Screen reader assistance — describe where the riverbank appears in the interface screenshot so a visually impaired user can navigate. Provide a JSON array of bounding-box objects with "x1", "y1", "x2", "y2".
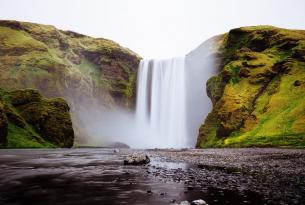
[{"x1": 0, "y1": 148, "x2": 304, "y2": 205}]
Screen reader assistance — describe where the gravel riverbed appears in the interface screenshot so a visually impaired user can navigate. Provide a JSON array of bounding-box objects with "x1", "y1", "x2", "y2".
[{"x1": 0, "y1": 148, "x2": 304, "y2": 205}]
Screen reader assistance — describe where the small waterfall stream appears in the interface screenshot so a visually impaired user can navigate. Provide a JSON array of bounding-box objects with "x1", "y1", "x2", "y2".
[{"x1": 136, "y1": 57, "x2": 188, "y2": 148}]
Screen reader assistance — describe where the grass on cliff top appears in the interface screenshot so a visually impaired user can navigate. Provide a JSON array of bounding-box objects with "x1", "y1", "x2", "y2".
[
  {"x1": 0, "y1": 20, "x2": 139, "y2": 56},
  {"x1": 0, "y1": 20, "x2": 139, "y2": 102},
  {"x1": 0, "y1": 26, "x2": 47, "y2": 51}
]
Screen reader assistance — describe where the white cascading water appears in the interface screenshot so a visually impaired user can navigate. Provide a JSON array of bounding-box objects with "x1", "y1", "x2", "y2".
[
  {"x1": 136, "y1": 57, "x2": 188, "y2": 148},
  {"x1": 79, "y1": 39, "x2": 215, "y2": 148}
]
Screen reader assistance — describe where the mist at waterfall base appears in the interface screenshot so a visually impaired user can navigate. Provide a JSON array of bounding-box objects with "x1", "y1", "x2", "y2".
[{"x1": 78, "y1": 40, "x2": 216, "y2": 149}]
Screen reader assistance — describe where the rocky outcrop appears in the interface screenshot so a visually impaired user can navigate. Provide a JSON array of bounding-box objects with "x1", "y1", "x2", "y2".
[
  {"x1": 197, "y1": 26, "x2": 305, "y2": 148},
  {"x1": 0, "y1": 20, "x2": 141, "y2": 144},
  {"x1": 0, "y1": 88, "x2": 74, "y2": 148}
]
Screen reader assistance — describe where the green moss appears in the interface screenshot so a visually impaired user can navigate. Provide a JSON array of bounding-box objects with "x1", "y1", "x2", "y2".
[
  {"x1": 7, "y1": 123, "x2": 55, "y2": 148},
  {"x1": 0, "y1": 26, "x2": 47, "y2": 51},
  {"x1": 229, "y1": 65, "x2": 241, "y2": 84},
  {"x1": 0, "y1": 20, "x2": 141, "y2": 146},
  {"x1": 78, "y1": 58, "x2": 101, "y2": 84},
  {"x1": 0, "y1": 88, "x2": 74, "y2": 148},
  {"x1": 0, "y1": 20, "x2": 140, "y2": 108},
  {"x1": 197, "y1": 26, "x2": 305, "y2": 148}
]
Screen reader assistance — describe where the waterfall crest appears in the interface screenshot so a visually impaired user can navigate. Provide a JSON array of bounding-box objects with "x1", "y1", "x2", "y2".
[{"x1": 136, "y1": 57, "x2": 188, "y2": 148}]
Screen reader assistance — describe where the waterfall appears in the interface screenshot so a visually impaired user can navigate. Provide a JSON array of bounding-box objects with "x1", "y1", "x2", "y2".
[
  {"x1": 136, "y1": 57, "x2": 188, "y2": 148},
  {"x1": 75, "y1": 38, "x2": 216, "y2": 149}
]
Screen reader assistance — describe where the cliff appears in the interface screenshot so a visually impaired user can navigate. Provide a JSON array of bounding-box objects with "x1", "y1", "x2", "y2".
[
  {"x1": 197, "y1": 26, "x2": 305, "y2": 148},
  {"x1": 0, "y1": 20, "x2": 140, "y2": 144},
  {"x1": 0, "y1": 89, "x2": 74, "y2": 148}
]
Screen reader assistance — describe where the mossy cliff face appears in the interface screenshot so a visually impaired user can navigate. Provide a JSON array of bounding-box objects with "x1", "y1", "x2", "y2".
[
  {"x1": 197, "y1": 26, "x2": 305, "y2": 148},
  {"x1": 0, "y1": 20, "x2": 140, "y2": 107},
  {"x1": 0, "y1": 20, "x2": 140, "y2": 144},
  {"x1": 0, "y1": 89, "x2": 74, "y2": 148}
]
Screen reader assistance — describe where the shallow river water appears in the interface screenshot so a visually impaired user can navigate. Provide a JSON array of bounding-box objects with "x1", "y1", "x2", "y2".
[{"x1": 0, "y1": 148, "x2": 304, "y2": 205}]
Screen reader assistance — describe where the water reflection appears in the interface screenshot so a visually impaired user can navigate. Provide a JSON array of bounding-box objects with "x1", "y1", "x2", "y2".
[{"x1": 0, "y1": 149, "x2": 269, "y2": 205}]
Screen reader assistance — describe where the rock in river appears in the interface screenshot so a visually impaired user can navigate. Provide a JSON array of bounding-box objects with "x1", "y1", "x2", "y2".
[
  {"x1": 124, "y1": 152, "x2": 150, "y2": 165},
  {"x1": 191, "y1": 199, "x2": 208, "y2": 205}
]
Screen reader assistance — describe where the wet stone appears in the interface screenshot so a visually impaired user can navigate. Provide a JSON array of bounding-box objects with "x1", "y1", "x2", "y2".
[
  {"x1": 191, "y1": 199, "x2": 208, "y2": 205},
  {"x1": 123, "y1": 152, "x2": 150, "y2": 165}
]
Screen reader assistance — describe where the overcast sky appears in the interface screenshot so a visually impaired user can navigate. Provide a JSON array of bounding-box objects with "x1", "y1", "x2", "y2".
[{"x1": 1, "y1": 0, "x2": 305, "y2": 58}]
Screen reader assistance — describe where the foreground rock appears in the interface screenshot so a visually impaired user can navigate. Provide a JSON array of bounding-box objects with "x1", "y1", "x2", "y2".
[
  {"x1": 124, "y1": 152, "x2": 150, "y2": 165},
  {"x1": 0, "y1": 88, "x2": 74, "y2": 148},
  {"x1": 175, "y1": 199, "x2": 207, "y2": 205},
  {"x1": 191, "y1": 199, "x2": 208, "y2": 205}
]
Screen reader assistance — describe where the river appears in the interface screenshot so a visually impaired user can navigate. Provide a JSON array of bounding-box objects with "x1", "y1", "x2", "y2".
[{"x1": 0, "y1": 148, "x2": 304, "y2": 205}]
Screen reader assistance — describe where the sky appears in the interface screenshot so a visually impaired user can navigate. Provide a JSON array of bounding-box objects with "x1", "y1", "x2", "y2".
[{"x1": 1, "y1": 0, "x2": 305, "y2": 58}]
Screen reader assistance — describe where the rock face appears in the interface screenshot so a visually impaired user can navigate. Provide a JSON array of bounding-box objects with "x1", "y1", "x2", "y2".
[
  {"x1": 0, "y1": 102, "x2": 8, "y2": 147},
  {"x1": 124, "y1": 153, "x2": 150, "y2": 165},
  {"x1": 0, "y1": 88, "x2": 74, "y2": 148},
  {"x1": 197, "y1": 26, "x2": 305, "y2": 148},
  {"x1": 0, "y1": 20, "x2": 140, "y2": 144}
]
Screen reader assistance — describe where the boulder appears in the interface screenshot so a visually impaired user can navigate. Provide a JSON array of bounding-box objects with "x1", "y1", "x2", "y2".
[
  {"x1": 124, "y1": 152, "x2": 150, "y2": 165},
  {"x1": 191, "y1": 199, "x2": 208, "y2": 205}
]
